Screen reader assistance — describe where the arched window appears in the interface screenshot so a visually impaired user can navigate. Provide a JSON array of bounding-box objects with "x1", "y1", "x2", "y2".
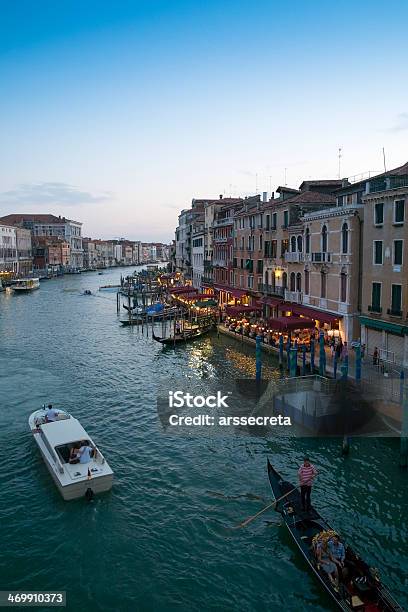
[
  {"x1": 305, "y1": 228, "x2": 310, "y2": 254},
  {"x1": 342, "y1": 223, "x2": 349, "y2": 254},
  {"x1": 340, "y1": 273, "x2": 347, "y2": 302},
  {"x1": 321, "y1": 225, "x2": 328, "y2": 253},
  {"x1": 282, "y1": 272, "x2": 287, "y2": 289},
  {"x1": 271, "y1": 270, "x2": 276, "y2": 290},
  {"x1": 321, "y1": 270, "x2": 327, "y2": 298},
  {"x1": 290, "y1": 272, "x2": 296, "y2": 291},
  {"x1": 296, "y1": 272, "x2": 302, "y2": 292},
  {"x1": 291, "y1": 236, "x2": 296, "y2": 252},
  {"x1": 305, "y1": 270, "x2": 309, "y2": 295},
  {"x1": 264, "y1": 270, "x2": 268, "y2": 285},
  {"x1": 297, "y1": 235, "x2": 303, "y2": 252}
]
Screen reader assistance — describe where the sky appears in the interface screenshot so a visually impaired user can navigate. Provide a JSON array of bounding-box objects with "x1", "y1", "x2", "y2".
[{"x1": 0, "y1": 0, "x2": 407, "y2": 242}]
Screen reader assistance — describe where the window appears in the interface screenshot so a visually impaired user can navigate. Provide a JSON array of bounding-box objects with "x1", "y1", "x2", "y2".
[
  {"x1": 391, "y1": 284, "x2": 402, "y2": 315},
  {"x1": 394, "y1": 200, "x2": 405, "y2": 224},
  {"x1": 272, "y1": 213, "x2": 277, "y2": 230},
  {"x1": 296, "y1": 272, "x2": 302, "y2": 292},
  {"x1": 283, "y1": 210, "x2": 289, "y2": 228},
  {"x1": 282, "y1": 272, "x2": 287, "y2": 289},
  {"x1": 290, "y1": 272, "x2": 296, "y2": 291},
  {"x1": 271, "y1": 271, "x2": 276, "y2": 290},
  {"x1": 320, "y1": 271, "x2": 326, "y2": 298},
  {"x1": 248, "y1": 275, "x2": 254, "y2": 289},
  {"x1": 305, "y1": 228, "x2": 310, "y2": 254},
  {"x1": 256, "y1": 259, "x2": 263, "y2": 274},
  {"x1": 321, "y1": 225, "x2": 328, "y2": 253},
  {"x1": 373, "y1": 240, "x2": 383, "y2": 264},
  {"x1": 337, "y1": 195, "x2": 344, "y2": 207},
  {"x1": 271, "y1": 240, "x2": 277, "y2": 259},
  {"x1": 374, "y1": 202, "x2": 384, "y2": 225},
  {"x1": 259, "y1": 235, "x2": 263, "y2": 250},
  {"x1": 340, "y1": 273, "x2": 347, "y2": 303},
  {"x1": 290, "y1": 236, "x2": 296, "y2": 252},
  {"x1": 266, "y1": 214, "x2": 270, "y2": 230},
  {"x1": 281, "y1": 239, "x2": 289, "y2": 256},
  {"x1": 371, "y1": 282, "x2": 381, "y2": 312},
  {"x1": 304, "y1": 270, "x2": 309, "y2": 295},
  {"x1": 341, "y1": 223, "x2": 348, "y2": 254},
  {"x1": 297, "y1": 235, "x2": 303, "y2": 252},
  {"x1": 394, "y1": 240, "x2": 403, "y2": 266}
]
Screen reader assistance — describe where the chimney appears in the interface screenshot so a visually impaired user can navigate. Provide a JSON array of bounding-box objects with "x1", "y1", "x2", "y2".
[
  {"x1": 341, "y1": 178, "x2": 348, "y2": 187},
  {"x1": 262, "y1": 191, "x2": 268, "y2": 202},
  {"x1": 219, "y1": 194, "x2": 223, "y2": 199}
]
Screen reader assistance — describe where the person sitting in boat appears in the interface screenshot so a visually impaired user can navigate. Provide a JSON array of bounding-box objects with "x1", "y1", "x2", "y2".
[
  {"x1": 45, "y1": 404, "x2": 59, "y2": 422},
  {"x1": 316, "y1": 539, "x2": 339, "y2": 588},
  {"x1": 328, "y1": 534, "x2": 345, "y2": 569},
  {"x1": 69, "y1": 441, "x2": 94, "y2": 465},
  {"x1": 175, "y1": 321, "x2": 181, "y2": 335}
]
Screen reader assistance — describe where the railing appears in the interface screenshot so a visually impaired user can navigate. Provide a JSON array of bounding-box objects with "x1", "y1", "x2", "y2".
[
  {"x1": 368, "y1": 305, "x2": 382, "y2": 313},
  {"x1": 284, "y1": 290, "x2": 303, "y2": 303},
  {"x1": 312, "y1": 252, "x2": 331, "y2": 263},
  {"x1": 213, "y1": 217, "x2": 233, "y2": 227},
  {"x1": 258, "y1": 283, "x2": 285, "y2": 297},
  {"x1": 284, "y1": 252, "x2": 304, "y2": 263}
]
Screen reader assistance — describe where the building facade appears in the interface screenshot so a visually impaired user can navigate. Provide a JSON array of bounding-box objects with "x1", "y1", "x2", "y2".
[
  {"x1": 360, "y1": 162, "x2": 408, "y2": 366},
  {"x1": 0, "y1": 224, "x2": 18, "y2": 276},
  {"x1": 15, "y1": 228, "x2": 33, "y2": 276}
]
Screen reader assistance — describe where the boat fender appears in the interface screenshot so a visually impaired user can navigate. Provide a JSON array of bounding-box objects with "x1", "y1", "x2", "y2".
[{"x1": 85, "y1": 488, "x2": 94, "y2": 502}]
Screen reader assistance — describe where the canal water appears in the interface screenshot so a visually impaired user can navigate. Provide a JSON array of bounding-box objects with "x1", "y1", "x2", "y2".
[{"x1": 0, "y1": 268, "x2": 407, "y2": 612}]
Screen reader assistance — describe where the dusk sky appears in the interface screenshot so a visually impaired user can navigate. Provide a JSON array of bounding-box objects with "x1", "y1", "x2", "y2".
[{"x1": 0, "y1": 0, "x2": 407, "y2": 242}]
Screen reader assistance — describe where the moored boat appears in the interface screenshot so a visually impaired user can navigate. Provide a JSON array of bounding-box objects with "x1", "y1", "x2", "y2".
[
  {"x1": 11, "y1": 278, "x2": 40, "y2": 292},
  {"x1": 99, "y1": 284, "x2": 121, "y2": 292},
  {"x1": 267, "y1": 459, "x2": 402, "y2": 611},
  {"x1": 29, "y1": 406, "x2": 113, "y2": 501},
  {"x1": 152, "y1": 325, "x2": 213, "y2": 344}
]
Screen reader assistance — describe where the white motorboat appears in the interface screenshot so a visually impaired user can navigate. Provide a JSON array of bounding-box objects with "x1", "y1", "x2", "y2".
[
  {"x1": 29, "y1": 407, "x2": 113, "y2": 500},
  {"x1": 12, "y1": 278, "x2": 40, "y2": 292}
]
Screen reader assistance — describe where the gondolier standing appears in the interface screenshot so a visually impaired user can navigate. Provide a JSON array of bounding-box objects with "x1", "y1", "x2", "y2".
[{"x1": 298, "y1": 456, "x2": 317, "y2": 512}]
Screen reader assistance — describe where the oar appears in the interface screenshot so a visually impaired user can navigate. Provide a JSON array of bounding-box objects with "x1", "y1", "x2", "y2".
[{"x1": 234, "y1": 486, "x2": 299, "y2": 529}]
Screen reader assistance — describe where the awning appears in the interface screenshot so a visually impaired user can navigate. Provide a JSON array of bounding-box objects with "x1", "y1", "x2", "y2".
[
  {"x1": 214, "y1": 286, "x2": 247, "y2": 299},
  {"x1": 281, "y1": 303, "x2": 340, "y2": 324},
  {"x1": 360, "y1": 316, "x2": 408, "y2": 336},
  {"x1": 266, "y1": 316, "x2": 315, "y2": 332},
  {"x1": 225, "y1": 304, "x2": 262, "y2": 316},
  {"x1": 259, "y1": 296, "x2": 284, "y2": 307}
]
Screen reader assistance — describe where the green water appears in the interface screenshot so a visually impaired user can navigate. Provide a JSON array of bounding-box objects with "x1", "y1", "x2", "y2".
[{"x1": 0, "y1": 268, "x2": 406, "y2": 611}]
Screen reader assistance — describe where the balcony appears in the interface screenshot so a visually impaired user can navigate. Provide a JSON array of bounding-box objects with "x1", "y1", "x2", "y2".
[
  {"x1": 284, "y1": 290, "x2": 303, "y2": 303},
  {"x1": 311, "y1": 252, "x2": 331, "y2": 263},
  {"x1": 284, "y1": 252, "x2": 304, "y2": 263},
  {"x1": 387, "y1": 308, "x2": 402, "y2": 317},
  {"x1": 213, "y1": 217, "x2": 233, "y2": 227},
  {"x1": 368, "y1": 305, "x2": 382, "y2": 314},
  {"x1": 258, "y1": 283, "x2": 285, "y2": 297}
]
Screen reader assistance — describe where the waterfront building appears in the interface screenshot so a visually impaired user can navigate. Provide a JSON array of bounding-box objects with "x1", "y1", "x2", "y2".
[
  {"x1": 0, "y1": 214, "x2": 83, "y2": 270},
  {"x1": 232, "y1": 196, "x2": 264, "y2": 297},
  {"x1": 15, "y1": 228, "x2": 33, "y2": 277},
  {"x1": 32, "y1": 236, "x2": 70, "y2": 272},
  {"x1": 260, "y1": 183, "x2": 342, "y2": 303},
  {"x1": 0, "y1": 224, "x2": 18, "y2": 277},
  {"x1": 175, "y1": 200, "x2": 205, "y2": 279},
  {"x1": 192, "y1": 220, "x2": 205, "y2": 289},
  {"x1": 358, "y1": 162, "x2": 408, "y2": 366},
  {"x1": 287, "y1": 203, "x2": 363, "y2": 342}
]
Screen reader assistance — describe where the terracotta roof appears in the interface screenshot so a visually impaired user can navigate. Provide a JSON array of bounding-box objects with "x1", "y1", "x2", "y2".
[
  {"x1": 264, "y1": 190, "x2": 335, "y2": 210},
  {"x1": 299, "y1": 179, "x2": 344, "y2": 191},
  {"x1": 377, "y1": 161, "x2": 408, "y2": 178},
  {"x1": 0, "y1": 214, "x2": 80, "y2": 225}
]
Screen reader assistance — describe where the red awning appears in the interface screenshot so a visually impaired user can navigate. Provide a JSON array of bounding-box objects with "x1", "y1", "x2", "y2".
[
  {"x1": 259, "y1": 296, "x2": 284, "y2": 307},
  {"x1": 286, "y1": 304, "x2": 340, "y2": 324},
  {"x1": 225, "y1": 304, "x2": 262, "y2": 316},
  {"x1": 266, "y1": 316, "x2": 315, "y2": 332},
  {"x1": 214, "y1": 285, "x2": 247, "y2": 299}
]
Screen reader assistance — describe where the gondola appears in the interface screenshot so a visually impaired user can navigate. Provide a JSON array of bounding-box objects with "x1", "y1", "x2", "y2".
[
  {"x1": 267, "y1": 460, "x2": 403, "y2": 611},
  {"x1": 152, "y1": 325, "x2": 213, "y2": 344}
]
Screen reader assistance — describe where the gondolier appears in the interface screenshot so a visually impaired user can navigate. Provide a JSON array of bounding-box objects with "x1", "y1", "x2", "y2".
[{"x1": 298, "y1": 456, "x2": 317, "y2": 512}]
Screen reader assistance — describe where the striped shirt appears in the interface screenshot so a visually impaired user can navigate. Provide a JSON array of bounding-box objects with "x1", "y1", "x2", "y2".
[{"x1": 298, "y1": 463, "x2": 317, "y2": 486}]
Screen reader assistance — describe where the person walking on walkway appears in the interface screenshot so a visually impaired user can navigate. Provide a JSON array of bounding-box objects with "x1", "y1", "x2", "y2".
[{"x1": 298, "y1": 456, "x2": 318, "y2": 512}]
